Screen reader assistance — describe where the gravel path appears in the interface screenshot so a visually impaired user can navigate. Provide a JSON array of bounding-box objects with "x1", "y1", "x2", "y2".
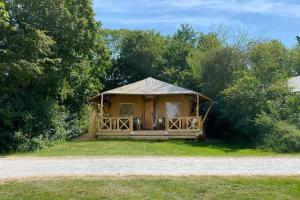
[{"x1": 1, "y1": 157, "x2": 300, "y2": 179}]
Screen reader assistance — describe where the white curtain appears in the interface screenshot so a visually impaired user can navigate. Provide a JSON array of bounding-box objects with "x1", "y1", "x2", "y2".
[{"x1": 165, "y1": 102, "x2": 180, "y2": 117}]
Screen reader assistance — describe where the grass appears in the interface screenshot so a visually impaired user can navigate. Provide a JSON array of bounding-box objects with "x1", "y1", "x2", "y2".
[
  {"x1": 0, "y1": 176, "x2": 300, "y2": 200},
  {"x1": 12, "y1": 139, "x2": 299, "y2": 157}
]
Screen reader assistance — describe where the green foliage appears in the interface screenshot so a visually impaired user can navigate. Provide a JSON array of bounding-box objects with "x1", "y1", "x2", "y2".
[
  {"x1": 256, "y1": 114, "x2": 300, "y2": 152},
  {"x1": 220, "y1": 41, "x2": 300, "y2": 149},
  {"x1": 188, "y1": 32, "x2": 242, "y2": 96},
  {"x1": 173, "y1": 24, "x2": 198, "y2": 46},
  {"x1": 249, "y1": 40, "x2": 292, "y2": 84},
  {"x1": 220, "y1": 71, "x2": 261, "y2": 139},
  {"x1": 197, "y1": 32, "x2": 222, "y2": 51},
  {"x1": 192, "y1": 47, "x2": 245, "y2": 99},
  {"x1": 13, "y1": 131, "x2": 46, "y2": 152},
  {"x1": 0, "y1": 0, "x2": 110, "y2": 152},
  {"x1": 290, "y1": 45, "x2": 300, "y2": 75},
  {"x1": 101, "y1": 25, "x2": 300, "y2": 152},
  {"x1": 66, "y1": 105, "x2": 89, "y2": 139},
  {"x1": 103, "y1": 30, "x2": 165, "y2": 88},
  {"x1": 1, "y1": 0, "x2": 300, "y2": 155},
  {"x1": 162, "y1": 24, "x2": 201, "y2": 88}
]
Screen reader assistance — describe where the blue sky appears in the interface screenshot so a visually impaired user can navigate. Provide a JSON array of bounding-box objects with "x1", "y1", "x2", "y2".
[{"x1": 93, "y1": 0, "x2": 300, "y2": 47}]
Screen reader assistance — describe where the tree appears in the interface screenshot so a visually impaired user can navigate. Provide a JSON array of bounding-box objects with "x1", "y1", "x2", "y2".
[
  {"x1": 197, "y1": 32, "x2": 222, "y2": 52},
  {"x1": 108, "y1": 30, "x2": 166, "y2": 85},
  {"x1": 0, "y1": 0, "x2": 110, "y2": 152},
  {"x1": 201, "y1": 47, "x2": 245, "y2": 99},
  {"x1": 187, "y1": 32, "x2": 222, "y2": 91},
  {"x1": 187, "y1": 32, "x2": 243, "y2": 99},
  {"x1": 0, "y1": 1, "x2": 58, "y2": 151},
  {"x1": 289, "y1": 44, "x2": 300, "y2": 75},
  {"x1": 220, "y1": 40, "x2": 294, "y2": 142},
  {"x1": 249, "y1": 40, "x2": 292, "y2": 85},
  {"x1": 162, "y1": 24, "x2": 198, "y2": 87}
]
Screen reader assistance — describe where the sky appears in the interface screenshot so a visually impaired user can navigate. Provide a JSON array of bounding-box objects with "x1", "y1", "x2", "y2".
[{"x1": 93, "y1": 0, "x2": 300, "y2": 47}]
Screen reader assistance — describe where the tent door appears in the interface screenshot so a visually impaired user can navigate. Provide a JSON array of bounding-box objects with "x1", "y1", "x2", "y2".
[{"x1": 144, "y1": 99, "x2": 154, "y2": 129}]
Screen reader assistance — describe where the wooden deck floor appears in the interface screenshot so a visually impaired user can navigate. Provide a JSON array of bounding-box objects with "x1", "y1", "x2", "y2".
[{"x1": 96, "y1": 130, "x2": 202, "y2": 140}]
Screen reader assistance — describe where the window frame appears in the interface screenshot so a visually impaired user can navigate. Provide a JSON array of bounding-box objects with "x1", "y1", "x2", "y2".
[
  {"x1": 165, "y1": 102, "x2": 181, "y2": 117},
  {"x1": 119, "y1": 103, "x2": 135, "y2": 117}
]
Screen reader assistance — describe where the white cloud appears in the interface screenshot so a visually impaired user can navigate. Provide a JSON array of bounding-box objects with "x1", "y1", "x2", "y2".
[
  {"x1": 93, "y1": 0, "x2": 244, "y2": 27},
  {"x1": 102, "y1": 16, "x2": 241, "y2": 26},
  {"x1": 162, "y1": 0, "x2": 300, "y2": 18},
  {"x1": 93, "y1": 0, "x2": 300, "y2": 20},
  {"x1": 92, "y1": 0, "x2": 299, "y2": 47},
  {"x1": 92, "y1": 0, "x2": 300, "y2": 32}
]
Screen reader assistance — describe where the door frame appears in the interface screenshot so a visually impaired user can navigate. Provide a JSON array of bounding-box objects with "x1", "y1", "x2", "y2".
[{"x1": 144, "y1": 97, "x2": 154, "y2": 130}]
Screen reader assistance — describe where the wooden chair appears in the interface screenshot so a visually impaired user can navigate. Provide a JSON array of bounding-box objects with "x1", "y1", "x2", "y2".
[{"x1": 133, "y1": 117, "x2": 141, "y2": 131}]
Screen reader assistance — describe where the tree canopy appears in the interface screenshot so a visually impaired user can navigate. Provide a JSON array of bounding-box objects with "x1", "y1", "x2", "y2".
[{"x1": 0, "y1": 0, "x2": 110, "y2": 152}]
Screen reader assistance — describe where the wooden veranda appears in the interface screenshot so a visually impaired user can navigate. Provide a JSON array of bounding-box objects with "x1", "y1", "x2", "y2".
[{"x1": 89, "y1": 77, "x2": 212, "y2": 139}]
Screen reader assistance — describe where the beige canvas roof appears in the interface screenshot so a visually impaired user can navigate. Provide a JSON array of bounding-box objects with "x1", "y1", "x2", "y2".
[{"x1": 91, "y1": 77, "x2": 210, "y2": 100}]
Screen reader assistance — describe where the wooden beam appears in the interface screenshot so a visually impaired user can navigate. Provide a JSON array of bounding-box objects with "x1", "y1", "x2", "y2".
[
  {"x1": 196, "y1": 93, "x2": 199, "y2": 117},
  {"x1": 100, "y1": 93, "x2": 104, "y2": 117},
  {"x1": 202, "y1": 100, "x2": 213, "y2": 124},
  {"x1": 164, "y1": 117, "x2": 169, "y2": 131}
]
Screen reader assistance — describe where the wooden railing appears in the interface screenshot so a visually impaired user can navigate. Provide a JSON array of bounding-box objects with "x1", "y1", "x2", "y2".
[
  {"x1": 164, "y1": 116, "x2": 202, "y2": 131},
  {"x1": 97, "y1": 116, "x2": 133, "y2": 131},
  {"x1": 97, "y1": 115, "x2": 201, "y2": 132}
]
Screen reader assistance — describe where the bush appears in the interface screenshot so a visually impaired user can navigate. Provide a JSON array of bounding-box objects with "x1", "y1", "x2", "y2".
[
  {"x1": 65, "y1": 105, "x2": 89, "y2": 139},
  {"x1": 256, "y1": 114, "x2": 300, "y2": 153},
  {"x1": 6, "y1": 104, "x2": 89, "y2": 152},
  {"x1": 13, "y1": 131, "x2": 48, "y2": 152}
]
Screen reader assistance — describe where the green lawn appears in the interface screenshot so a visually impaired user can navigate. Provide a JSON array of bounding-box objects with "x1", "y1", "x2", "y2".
[
  {"x1": 0, "y1": 176, "x2": 299, "y2": 200},
  {"x1": 12, "y1": 139, "x2": 299, "y2": 157}
]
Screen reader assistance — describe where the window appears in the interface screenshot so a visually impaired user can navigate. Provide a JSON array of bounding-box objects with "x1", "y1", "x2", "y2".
[
  {"x1": 119, "y1": 103, "x2": 134, "y2": 117},
  {"x1": 165, "y1": 102, "x2": 181, "y2": 117}
]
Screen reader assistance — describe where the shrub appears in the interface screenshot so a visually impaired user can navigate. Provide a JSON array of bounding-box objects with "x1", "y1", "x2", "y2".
[
  {"x1": 256, "y1": 114, "x2": 300, "y2": 152},
  {"x1": 7, "y1": 104, "x2": 89, "y2": 152},
  {"x1": 13, "y1": 131, "x2": 48, "y2": 152},
  {"x1": 65, "y1": 105, "x2": 89, "y2": 139}
]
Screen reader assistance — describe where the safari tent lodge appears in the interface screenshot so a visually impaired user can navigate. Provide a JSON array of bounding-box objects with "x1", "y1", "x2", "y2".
[{"x1": 88, "y1": 77, "x2": 212, "y2": 139}]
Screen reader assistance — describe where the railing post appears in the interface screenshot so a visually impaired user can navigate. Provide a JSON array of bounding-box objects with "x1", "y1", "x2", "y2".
[
  {"x1": 185, "y1": 118, "x2": 187, "y2": 130},
  {"x1": 100, "y1": 93, "x2": 104, "y2": 117},
  {"x1": 109, "y1": 118, "x2": 112, "y2": 130},
  {"x1": 196, "y1": 93, "x2": 199, "y2": 117},
  {"x1": 165, "y1": 117, "x2": 169, "y2": 131},
  {"x1": 130, "y1": 116, "x2": 133, "y2": 131},
  {"x1": 179, "y1": 118, "x2": 182, "y2": 130},
  {"x1": 117, "y1": 118, "x2": 120, "y2": 130},
  {"x1": 96, "y1": 114, "x2": 99, "y2": 133},
  {"x1": 199, "y1": 116, "x2": 202, "y2": 131}
]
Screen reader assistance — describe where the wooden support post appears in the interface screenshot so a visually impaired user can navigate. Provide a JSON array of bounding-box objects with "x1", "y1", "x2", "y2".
[
  {"x1": 196, "y1": 93, "x2": 199, "y2": 117},
  {"x1": 96, "y1": 113, "x2": 99, "y2": 133},
  {"x1": 129, "y1": 116, "x2": 133, "y2": 131},
  {"x1": 202, "y1": 100, "x2": 212, "y2": 124},
  {"x1": 198, "y1": 117, "x2": 201, "y2": 130},
  {"x1": 165, "y1": 117, "x2": 169, "y2": 131},
  {"x1": 179, "y1": 118, "x2": 182, "y2": 130},
  {"x1": 100, "y1": 93, "x2": 103, "y2": 117},
  {"x1": 117, "y1": 118, "x2": 120, "y2": 130}
]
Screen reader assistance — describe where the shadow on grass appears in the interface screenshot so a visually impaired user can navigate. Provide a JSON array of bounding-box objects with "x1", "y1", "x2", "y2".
[
  {"x1": 169, "y1": 140, "x2": 256, "y2": 153},
  {"x1": 70, "y1": 138, "x2": 257, "y2": 153}
]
